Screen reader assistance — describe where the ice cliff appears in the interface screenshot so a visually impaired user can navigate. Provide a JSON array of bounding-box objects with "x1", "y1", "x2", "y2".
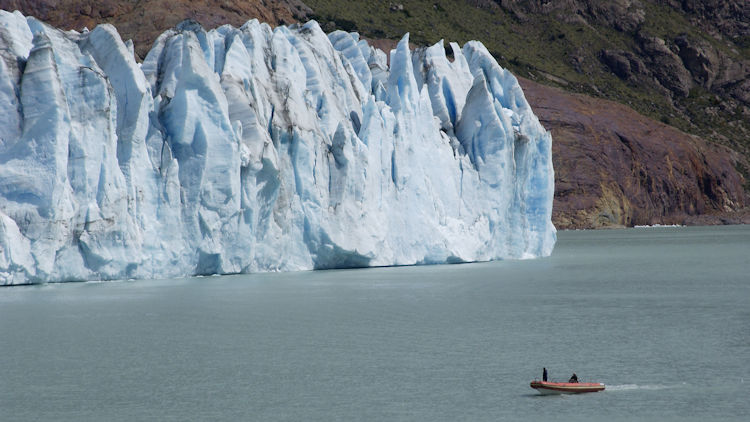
[{"x1": 0, "y1": 10, "x2": 555, "y2": 285}]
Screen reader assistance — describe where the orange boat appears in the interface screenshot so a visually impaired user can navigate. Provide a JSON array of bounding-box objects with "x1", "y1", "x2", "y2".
[{"x1": 530, "y1": 380, "x2": 605, "y2": 395}]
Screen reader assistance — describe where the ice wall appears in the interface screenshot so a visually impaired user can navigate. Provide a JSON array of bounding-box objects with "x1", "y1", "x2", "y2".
[{"x1": 0, "y1": 10, "x2": 555, "y2": 284}]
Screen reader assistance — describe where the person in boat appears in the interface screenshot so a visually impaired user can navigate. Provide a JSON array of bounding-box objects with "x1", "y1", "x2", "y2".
[
  {"x1": 543, "y1": 367, "x2": 548, "y2": 381},
  {"x1": 568, "y1": 373, "x2": 578, "y2": 383}
]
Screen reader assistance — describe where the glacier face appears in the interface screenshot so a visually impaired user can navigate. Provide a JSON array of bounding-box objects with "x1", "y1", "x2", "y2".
[{"x1": 0, "y1": 10, "x2": 555, "y2": 285}]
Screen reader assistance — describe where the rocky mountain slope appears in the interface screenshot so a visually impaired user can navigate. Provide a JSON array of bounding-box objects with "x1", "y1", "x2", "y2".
[
  {"x1": 520, "y1": 77, "x2": 748, "y2": 228},
  {"x1": 2, "y1": 0, "x2": 748, "y2": 228},
  {"x1": 490, "y1": 1, "x2": 750, "y2": 150}
]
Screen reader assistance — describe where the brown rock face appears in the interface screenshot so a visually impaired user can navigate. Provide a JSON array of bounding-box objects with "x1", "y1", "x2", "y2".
[
  {"x1": 520, "y1": 77, "x2": 749, "y2": 229},
  {"x1": 0, "y1": 0, "x2": 311, "y2": 58}
]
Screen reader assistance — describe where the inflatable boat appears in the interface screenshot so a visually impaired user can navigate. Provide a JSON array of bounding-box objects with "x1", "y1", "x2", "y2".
[{"x1": 530, "y1": 380, "x2": 605, "y2": 394}]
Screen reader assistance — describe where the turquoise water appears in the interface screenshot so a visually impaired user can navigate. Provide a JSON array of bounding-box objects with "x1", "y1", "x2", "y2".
[{"x1": 1, "y1": 225, "x2": 748, "y2": 421}]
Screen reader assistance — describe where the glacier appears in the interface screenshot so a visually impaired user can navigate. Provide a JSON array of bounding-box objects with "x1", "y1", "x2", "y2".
[{"x1": 0, "y1": 10, "x2": 555, "y2": 285}]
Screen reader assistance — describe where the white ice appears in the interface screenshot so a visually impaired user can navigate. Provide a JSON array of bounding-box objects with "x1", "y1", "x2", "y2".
[{"x1": 0, "y1": 11, "x2": 555, "y2": 284}]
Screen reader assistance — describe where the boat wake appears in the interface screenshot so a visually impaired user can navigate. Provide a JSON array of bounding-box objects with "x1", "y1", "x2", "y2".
[{"x1": 607, "y1": 383, "x2": 685, "y2": 392}]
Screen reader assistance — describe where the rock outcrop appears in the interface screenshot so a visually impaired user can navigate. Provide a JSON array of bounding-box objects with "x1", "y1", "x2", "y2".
[
  {"x1": 494, "y1": 0, "x2": 750, "y2": 108},
  {"x1": 520, "y1": 77, "x2": 749, "y2": 228}
]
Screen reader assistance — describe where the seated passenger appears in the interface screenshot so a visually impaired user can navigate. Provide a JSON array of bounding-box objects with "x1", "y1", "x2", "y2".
[{"x1": 568, "y1": 373, "x2": 578, "y2": 383}]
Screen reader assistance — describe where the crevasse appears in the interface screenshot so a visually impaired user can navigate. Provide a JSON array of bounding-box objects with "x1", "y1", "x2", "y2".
[{"x1": 0, "y1": 10, "x2": 555, "y2": 285}]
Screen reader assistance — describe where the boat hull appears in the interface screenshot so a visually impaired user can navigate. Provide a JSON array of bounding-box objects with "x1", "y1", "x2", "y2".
[{"x1": 530, "y1": 381, "x2": 605, "y2": 394}]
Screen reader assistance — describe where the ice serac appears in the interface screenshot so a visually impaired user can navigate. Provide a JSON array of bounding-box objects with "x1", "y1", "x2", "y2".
[{"x1": 0, "y1": 11, "x2": 556, "y2": 285}]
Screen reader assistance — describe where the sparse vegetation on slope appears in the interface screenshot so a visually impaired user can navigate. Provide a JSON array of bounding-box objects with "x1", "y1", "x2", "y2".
[{"x1": 307, "y1": 0, "x2": 750, "y2": 181}]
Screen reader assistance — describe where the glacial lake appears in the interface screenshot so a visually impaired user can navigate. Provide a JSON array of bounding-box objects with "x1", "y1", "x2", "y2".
[{"x1": 1, "y1": 225, "x2": 748, "y2": 421}]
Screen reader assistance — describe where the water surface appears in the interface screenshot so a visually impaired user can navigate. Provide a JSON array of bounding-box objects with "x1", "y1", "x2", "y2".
[{"x1": 1, "y1": 225, "x2": 748, "y2": 421}]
